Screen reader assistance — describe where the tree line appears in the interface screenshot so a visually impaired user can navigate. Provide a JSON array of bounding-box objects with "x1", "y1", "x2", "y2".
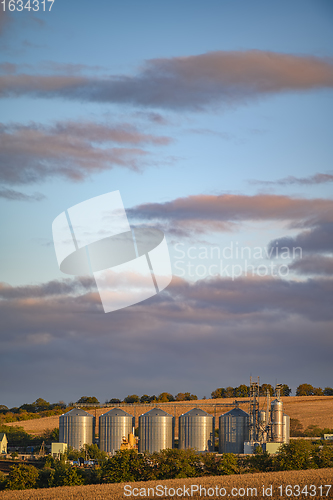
[
  {"x1": 1, "y1": 384, "x2": 332, "y2": 420},
  {"x1": 295, "y1": 384, "x2": 333, "y2": 396},
  {"x1": 1, "y1": 441, "x2": 333, "y2": 491},
  {"x1": 105, "y1": 392, "x2": 199, "y2": 405},
  {"x1": 211, "y1": 384, "x2": 291, "y2": 398},
  {"x1": 211, "y1": 384, "x2": 333, "y2": 399}
]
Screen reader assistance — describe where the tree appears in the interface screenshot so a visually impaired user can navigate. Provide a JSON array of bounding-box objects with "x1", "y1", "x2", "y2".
[
  {"x1": 140, "y1": 395, "x2": 151, "y2": 403},
  {"x1": 296, "y1": 384, "x2": 314, "y2": 396},
  {"x1": 0, "y1": 424, "x2": 35, "y2": 448},
  {"x1": 34, "y1": 398, "x2": 51, "y2": 412},
  {"x1": 290, "y1": 418, "x2": 303, "y2": 437},
  {"x1": 175, "y1": 392, "x2": 197, "y2": 401},
  {"x1": 324, "y1": 387, "x2": 333, "y2": 396},
  {"x1": 274, "y1": 441, "x2": 316, "y2": 471},
  {"x1": 313, "y1": 387, "x2": 324, "y2": 396},
  {"x1": 153, "y1": 449, "x2": 199, "y2": 479},
  {"x1": 211, "y1": 388, "x2": 225, "y2": 399},
  {"x1": 281, "y1": 384, "x2": 292, "y2": 396},
  {"x1": 185, "y1": 392, "x2": 198, "y2": 401},
  {"x1": 157, "y1": 392, "x2": 175, "y2": 402},
  {"x1": 19, "y1": 398, "x2": 51, "y2": 413},
  {"x1": 216, "y1": 453, "x2": 240, "y2": 475},
  {"x1": 234, "y1": 385, "x2": 249, "y2": 397},
  {"x1": 101, "y1": 450, "x2": 153, "y2": 483},
  {"x1": 303, "y1": 424, "x2": 323, "y2": 437},
  {"x1": 48, "y1": 461, "x2": 84, "y2": 487},
  {"x1": 225, "y1": 386, "x2": 235, "y2": 398},
  {"x1": 124, "y1": 395, "x2": 140, "y2": 404},
  {"x1": 107, "y1": 398, "x2": 122, "y2": 404},
  {"x1": 42, "y1": 427, "x2": 59, "y2": 443},
  {"x1": 247, "y1": 447, "x2": 274, "y2": 472},
  {"x1": 5, "y1": 464, "x2": 39, "y2": 490},
  {"x1": 84, "y1": 444, "x2": 108, "y2": 464},
  {"x1": 259, "y1": 384, "x2": 274, "y2": 396},
  {"x1": 77, "y1": 396, "x2": 100, "y2": 405},
  {"x1": 19, "y1": 403, "x2": 36, "y2": 413},
  {"x1": 314, "y1": 443, "x2": 333, "y2": 468}
]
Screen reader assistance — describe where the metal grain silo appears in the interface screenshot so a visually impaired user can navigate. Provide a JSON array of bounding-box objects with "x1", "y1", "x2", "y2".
[
  {"x1": 271, "y1": 399, "x2": 283, "y2": 443},
  {"x1": 282, "y1": 414, "x2": 290, "y2": 444},
  {"x1": 138, "y1": 408, "x2": 174, "y2": 453},
  {"x1": 219, "y1": 408, "x2": 249, "y2": 454},
  {"x1": 59, "y1": 408, "x2": 95, "y2": 450},
  {"x1": 179, "y1": 408, "x2": 215, "y2": 452},
  {"x1": 99, "y1": 408, "x2": 134, "y2": 453}
]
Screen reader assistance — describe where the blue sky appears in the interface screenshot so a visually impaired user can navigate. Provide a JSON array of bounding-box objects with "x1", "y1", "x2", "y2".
[{"x1": 0, "y1": 0, "x2": 332, "y2": 408}]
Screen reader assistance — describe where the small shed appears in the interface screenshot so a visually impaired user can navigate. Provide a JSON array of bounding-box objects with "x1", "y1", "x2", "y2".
[
  {"x1": 0, "y1": 433, "x2": 8, "y2": 454},
  {"x1": 51, "y1": 442, "x2": 68, "y2": 457}
]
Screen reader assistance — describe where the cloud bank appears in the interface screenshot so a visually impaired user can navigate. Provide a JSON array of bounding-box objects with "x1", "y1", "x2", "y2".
[
  {"x1": 129, "y1": 193, "x2": 333, "y2": 236},
  {"x1": 1, "y1": 274, "x2": 332, "y2": 406},
  {"x1": 0, "y1": 187, "x2": 45, "y2": 201},
  {"x1": 1, "y1": 51, "x2": 333, "y2": 110},
  {"x1": 250, "y1": 173, "x2": 333, "y2": 186},
  {"x1": 0, "y1": 120, "x2": 171, "y2": 185}
]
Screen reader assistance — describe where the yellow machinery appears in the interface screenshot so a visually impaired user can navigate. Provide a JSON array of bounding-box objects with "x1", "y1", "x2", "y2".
[{"x1": 120, "y1": 433, "x2": 137, "y2": 451}]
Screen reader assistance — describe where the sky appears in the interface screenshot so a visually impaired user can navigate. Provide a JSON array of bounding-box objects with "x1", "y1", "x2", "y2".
[{"x1": 0, "y1": 0, "x2": 332, "y2": 408}]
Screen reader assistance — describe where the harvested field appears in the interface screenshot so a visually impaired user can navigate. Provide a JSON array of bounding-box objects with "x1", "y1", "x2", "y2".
[
  {"x1": 5, "y1": 396, "x2": 333, "y2": 437},
  {"x1": 0, "y1": 468, "x2": 332, "y2": 499}
]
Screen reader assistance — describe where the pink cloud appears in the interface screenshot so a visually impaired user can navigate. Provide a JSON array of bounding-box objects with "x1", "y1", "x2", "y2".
[
  {"x1": 0, "y1": 51, "x2": 332, "y2": 109},
  {"x1": 0, "y1": 120, "x2": 172, "y2": 184}
]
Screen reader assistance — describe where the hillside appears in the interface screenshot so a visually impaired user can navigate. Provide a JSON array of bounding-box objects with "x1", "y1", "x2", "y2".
[{"x1": 5, "y1": 396, "x2": 333, "y2": 436}]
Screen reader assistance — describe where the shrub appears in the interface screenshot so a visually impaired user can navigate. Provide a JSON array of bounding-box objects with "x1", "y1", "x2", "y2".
[
  {"x1": 313, "y1": 443, "x2": 333, "y2": 468},
  {"x1": 153, "y1": 449, "x2": 200, "y2": 479},
  {"x1": 48, "y1": 461, "x2": 84, "y2": 487},
  {"x1": 101, "y1": 450, "x2": 152, "y2": 483},
  {"x1": 216, "y1": 453, "x2": 240, "y2": 475},
  {"x1": 5, "y1": 464, "x2": 39, "y2": 490},
  {"x1": 274, "y1": 440, "x2": 317, "y2": 471},
  {"x1": 247, "y1": 447, "x2": 274, "y2": 472}
]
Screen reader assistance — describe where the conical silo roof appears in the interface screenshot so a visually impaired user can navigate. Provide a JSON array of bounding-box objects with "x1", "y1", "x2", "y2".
[
  {"x1": 61, "y1": 408, "x2": 94, "y2": 417},
  {"x1": 141, "y1": 407, "x2": 173, "y2": 417},
  {"x1": 222, "y1": 407, "x2": 249, "y2": 417},
  {"x1": 101, "y1": 407, "x2": 132, "y2": 417},
  {"x1": 182, "y1": 408, "x2": 213, "y2": 417}
]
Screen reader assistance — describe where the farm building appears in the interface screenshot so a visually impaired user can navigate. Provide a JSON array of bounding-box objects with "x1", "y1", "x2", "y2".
[{"x1": 0, "y1": 433, "x2": 8, "y2": 454}]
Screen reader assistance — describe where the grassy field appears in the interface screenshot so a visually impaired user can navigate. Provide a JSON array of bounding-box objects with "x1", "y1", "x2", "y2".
[
  {"x1": 0, "y1": 468, "x2": 332, "y2": 499},
  {"x1": 5, "y1": 396, "x2": 333, "y2": 436}
]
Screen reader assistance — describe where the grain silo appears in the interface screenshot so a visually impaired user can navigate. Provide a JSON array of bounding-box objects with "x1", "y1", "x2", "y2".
[
  {"x1": 271, "y1": 399, "x2": 284, "y2": 443},
  {"x1": 219, "y1": 408, "x2": 249, "y2": 454},
  {"x1": 99, "y1": 408, "x2": 134, "y2": 453},
  {"x1": 59, "y1": 408, "x2": 95, "y2": 450},
  {"x1": 282, "y1": 414, "x2": 290, "y2": 444},
  {"x1": 179, "y1": 408, "x2": 215, "y2": 452},
  {"x1": 138, "y1": 408, "x2": 174, "y2": 453}
]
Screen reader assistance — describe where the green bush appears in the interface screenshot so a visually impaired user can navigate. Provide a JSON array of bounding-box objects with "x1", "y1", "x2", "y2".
[
  {"x1": 246, "y1": 447, "x2": 274, "y2": 472},
  {"x1": 216, "y1": 453, "x2": 240, "y2": 475},
  {"x1": 152, "y1": 449, "x2": 200, "y2": 479},
  {"x1": 5, "y1": 464, "x2": 39, "y2": 490},
  {"x1": 101, "y1": 449, "x2": 153, "y2": 483},
  {"x1": 274, "y1": 440, "x2": 317, "y2": 471},
  {"x1": 48, "y1": 461, "x2": 84, "y2": 487},
  {"x1": 0, "y1": 471, "x2": 7, "y2": 491},
  {"x1": 313, "y1": 443, "x2": 333, "y2": 468},
  {"x1": 200, "y1": 453, "x2": 219, "y2": 476},
  {"x1": 84, "y1": 443, "x2": 108, "y2": 464}
]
